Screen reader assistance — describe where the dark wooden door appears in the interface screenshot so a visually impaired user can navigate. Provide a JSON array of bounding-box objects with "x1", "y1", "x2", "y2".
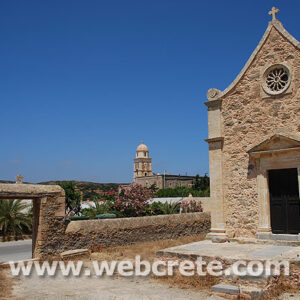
[{"x1": 268, "y1": 168, "x2": 300, "y2": 234}]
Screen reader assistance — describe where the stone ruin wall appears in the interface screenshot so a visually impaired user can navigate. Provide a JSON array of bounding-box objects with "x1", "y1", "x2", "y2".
[
  {"x1": 0, "y1": 184, "x2": 210, "y2": 258},
  {"x1": 41, "y1": 211, "x2": 210, "y2": 257}
]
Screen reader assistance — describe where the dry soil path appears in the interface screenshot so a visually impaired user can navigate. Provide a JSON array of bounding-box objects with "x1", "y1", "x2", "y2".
[{"x1": 7, "y1": 270, "x2": 225, "y2": 300}]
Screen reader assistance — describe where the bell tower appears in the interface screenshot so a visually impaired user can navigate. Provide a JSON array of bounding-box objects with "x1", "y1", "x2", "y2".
[{"x1": 134, "y1": 143, "x2": 153, "y2": 180}]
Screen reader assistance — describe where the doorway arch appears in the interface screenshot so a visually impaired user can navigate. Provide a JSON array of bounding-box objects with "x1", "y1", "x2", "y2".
[
  {"x1": 248, "y1": 134, "x2": 300, "y2": 236},
  {"x1": 0, "y1": 183, "x2": 65, "y2": 258}
]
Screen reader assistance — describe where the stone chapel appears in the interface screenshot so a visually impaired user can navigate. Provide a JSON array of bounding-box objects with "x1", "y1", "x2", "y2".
[{"x1": 206, "y1": 8, "x2": 300, "y2": 240}]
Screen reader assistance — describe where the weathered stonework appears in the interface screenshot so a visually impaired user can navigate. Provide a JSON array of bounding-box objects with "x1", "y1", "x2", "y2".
[
  {"x1": 205, "y1": 19, "x2": 300, "y2": 239},
  {"x1": 64, "y1": 212, "x2": 210, "y2": 249},
  {"x1": 135, "y1": 174, "x2": 196, "y2": 189},
  {"x1": 0, "y1": 183, "x2": 65, "y2": 258}
]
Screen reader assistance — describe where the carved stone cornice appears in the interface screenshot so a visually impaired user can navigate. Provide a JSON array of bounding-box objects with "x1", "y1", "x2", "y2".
[
  {"x1": 204, "y1": 99, "x2": 222, "y2": 109},
  {"x1": 249, "y1": 146, "x2": 300, "y2": 158},
  {"x1": 134, "y1": 158, "x2": 152, "y2": 163},
  {"x1": 205, "y1": 137, "x2": 224, "y2": 150}
]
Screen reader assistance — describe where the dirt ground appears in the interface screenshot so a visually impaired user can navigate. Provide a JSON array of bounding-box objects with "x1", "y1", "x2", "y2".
[
  {"x1": 0, "y1": 268, "x2": 13, "y2": 300},
  {"x1": 90, "y1": 234, "x2": 219, "y2": 292},
  {"x1": 90, "y1": 234, "x2": 207, "y2": 262},
  {"x1": 3, "y1": 234, "x2": 299, "y2": 299},
  {"x1": 2, "y1": 234, "x2": 226, "y2": 300},
  {"x1": 7, "y1": 271, "x2": 225, "y2": 300}
]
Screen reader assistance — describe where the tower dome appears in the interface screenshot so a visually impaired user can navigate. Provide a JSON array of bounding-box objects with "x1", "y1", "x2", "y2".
[{"x1": 136, "y1": 143, "x2": 149, "y2": 152}]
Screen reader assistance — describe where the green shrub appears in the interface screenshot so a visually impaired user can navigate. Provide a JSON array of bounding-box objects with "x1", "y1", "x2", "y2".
[
  {"x1": 155, "y1": 186, "x2": 209, "y2": 198},
  {"x1": 82, "y1": 197, "x2": 111, "y2": 219},
  {"x1": 57, "y1": 181, "x2": 81, "y2": 215},
  {"x1": 147, "y1": 201, "x2": 180, "y2": 215},
  {"x1": 157, "y1": 202, "x2": 180, "y2": 214}
]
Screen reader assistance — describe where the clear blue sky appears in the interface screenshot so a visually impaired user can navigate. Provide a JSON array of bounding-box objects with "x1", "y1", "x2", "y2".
[{"x1": 0, "y1": 0, "x2": 299, "y2": 183}]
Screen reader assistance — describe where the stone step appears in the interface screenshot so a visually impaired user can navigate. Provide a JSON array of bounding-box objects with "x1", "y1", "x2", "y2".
[
  {"x1": 256, "y1": 233, "x2": 300, "y2": 242},
  {"x1": 240, "y1": 285, "x2": 265, "y2": 299},
  {"x1": 211, "y1": 283, "x2": 265, "y2": 299},
  {"x1": 233, "y1": 235, "x2": 300, "y2": 246},
  {"x1": 60, "y1": 248, "x2": 90, "y2": 259},
  {"x1": 211, "y1": 284, "x2": 239, "y2": 295}
]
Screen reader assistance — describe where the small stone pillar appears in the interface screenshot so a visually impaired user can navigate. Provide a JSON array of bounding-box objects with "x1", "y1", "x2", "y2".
[{"x1": 205, "y1": 91, "x2": 227, "y2": 239}]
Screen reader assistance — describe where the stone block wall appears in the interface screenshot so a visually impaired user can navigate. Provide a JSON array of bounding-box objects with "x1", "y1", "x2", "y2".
[{"x1": 61, "y1": 212, "x2": 210, "y2": 251}]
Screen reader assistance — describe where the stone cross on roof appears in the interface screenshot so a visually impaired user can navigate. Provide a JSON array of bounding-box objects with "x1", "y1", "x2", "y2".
[
  {"x1": 269, "y1": 7, "x2": 280, "y2": 21},
  {"x1": 16, "y1": 174, "x2": 24, "y2": 184}
]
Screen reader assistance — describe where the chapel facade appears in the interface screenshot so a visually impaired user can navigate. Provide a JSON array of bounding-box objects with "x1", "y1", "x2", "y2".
[{"x1": 206, "y1": 8, "x2": 300, "y2": 240}]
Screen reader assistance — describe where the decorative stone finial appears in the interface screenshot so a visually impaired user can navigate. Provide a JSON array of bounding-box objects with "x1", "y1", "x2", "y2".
[
  {"x1": 16, "y1": 174, "x2": 24, "y2": 184},
  {"x1": 207, "y1": 88, "x2": 221, "y2": 101},
  {"x1": 269, "y1": 7, "x2": 280, "y2": 21}
]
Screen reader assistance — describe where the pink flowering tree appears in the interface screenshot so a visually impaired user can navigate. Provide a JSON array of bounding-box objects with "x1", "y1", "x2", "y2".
[
  {"x1": 97, "y1": 184, "x2": 154, "y2": 217},
  {"x1": 180, "y1": 199, "x2": 203, "y2": 213},
  {"x1": 98, "y1": 189, "x2": 118, "y2": 202}
]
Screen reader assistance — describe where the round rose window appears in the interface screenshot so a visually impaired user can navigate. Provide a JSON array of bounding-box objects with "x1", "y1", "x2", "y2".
[{"x1": 263, "y1": 64, "x2": 291, "y2": 95}]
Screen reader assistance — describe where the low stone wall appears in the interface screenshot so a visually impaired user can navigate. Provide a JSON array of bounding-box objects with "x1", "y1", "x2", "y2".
[{"x1": 61, "y1": 212, "x2": 210, "y2": 251}]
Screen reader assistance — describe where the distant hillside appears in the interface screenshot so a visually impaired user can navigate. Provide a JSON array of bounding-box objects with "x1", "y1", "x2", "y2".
[
  {"x1": 0, "y1": 180, "x2": 129, "y2": 201},
  {"x1": 0, "y1": 180, "x2": 15, "y2": 184},
  {"x1": 40, "y1": 181, "x2": 129, "y2": 201}
]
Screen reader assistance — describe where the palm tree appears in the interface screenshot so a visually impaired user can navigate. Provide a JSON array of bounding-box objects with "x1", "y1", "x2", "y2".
[{"x1": 0, "y1": 200, "x2": 32, "y2": 241}]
